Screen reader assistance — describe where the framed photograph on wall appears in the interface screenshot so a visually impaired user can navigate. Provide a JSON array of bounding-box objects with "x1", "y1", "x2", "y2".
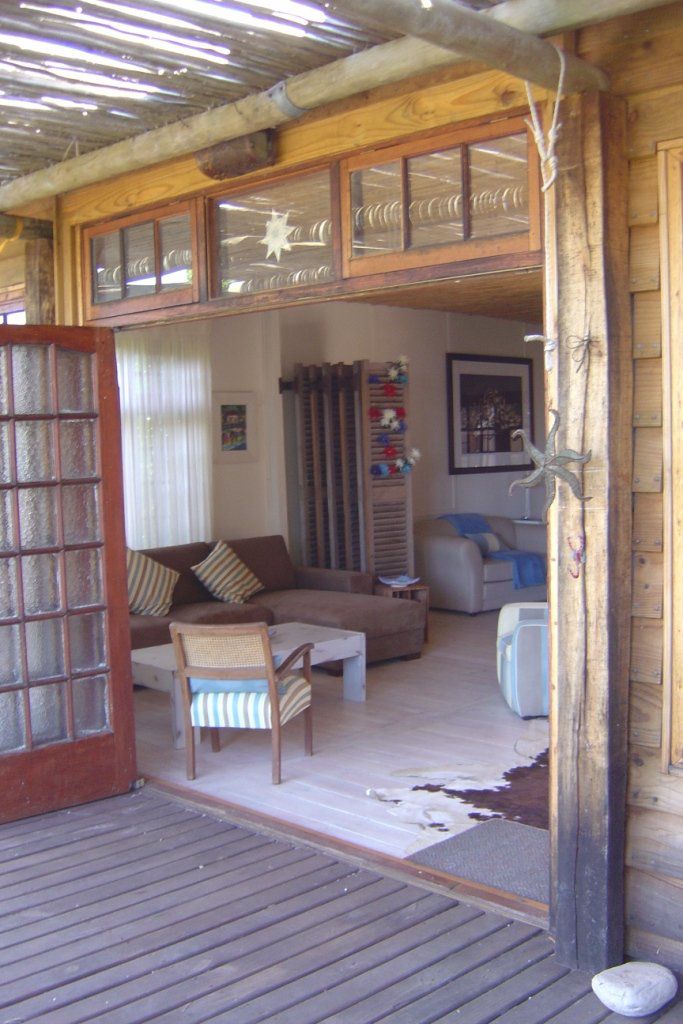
[
  {"x1": 213, "y1": 391, "x2": 258, "y2": 463},
  {"x1": 447, "y1": 353, "x2": 534, "y2": 474}
]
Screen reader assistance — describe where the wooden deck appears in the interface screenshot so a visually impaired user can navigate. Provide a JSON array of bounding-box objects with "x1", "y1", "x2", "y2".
[{"x1": 0, "y1": 788, "x2": 681, "y2": 1024}]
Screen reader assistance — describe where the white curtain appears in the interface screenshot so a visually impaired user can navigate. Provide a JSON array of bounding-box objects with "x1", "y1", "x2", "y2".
[{"x1": 116, "y1": 332, "x2": 213, "y2": 549}]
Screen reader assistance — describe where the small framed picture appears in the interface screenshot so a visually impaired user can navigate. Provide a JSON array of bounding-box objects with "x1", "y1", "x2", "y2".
[{"x1": 212, "y1": 391, "x2": 257, "y2": 463}]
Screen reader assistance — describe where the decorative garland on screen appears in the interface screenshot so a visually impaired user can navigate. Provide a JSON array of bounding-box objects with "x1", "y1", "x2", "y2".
[{"x1": 368, "y1": 357, "x2": 421, "y2": 477}]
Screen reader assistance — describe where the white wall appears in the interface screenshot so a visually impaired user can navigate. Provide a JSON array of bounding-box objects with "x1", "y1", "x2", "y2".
[
  {"x1": 120, "y1": 299, "x2": 544, "y2": 549},
  {"x1": 279, "y1": 301, "x2": 545, "y2": 522}
]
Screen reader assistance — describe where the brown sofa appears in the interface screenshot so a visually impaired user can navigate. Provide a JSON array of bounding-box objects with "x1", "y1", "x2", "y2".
[{"x1": 129, "y1": 534, "x2": 425, "y2": 664}]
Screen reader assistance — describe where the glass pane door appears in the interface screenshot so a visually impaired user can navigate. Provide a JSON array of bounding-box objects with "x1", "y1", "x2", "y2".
[{"x1": 0, "y1": 326, "x2": 135, "y2": 822}]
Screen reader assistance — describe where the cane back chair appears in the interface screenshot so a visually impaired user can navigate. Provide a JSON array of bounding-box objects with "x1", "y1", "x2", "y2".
[{"x1": 169, "y1": 621, "x2": 313, "y2": 784}]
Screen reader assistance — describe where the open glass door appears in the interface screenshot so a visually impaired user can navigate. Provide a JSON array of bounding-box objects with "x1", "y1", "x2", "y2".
[{"x1": 0, "y1": 325, "x2": 136, "y2": 822}]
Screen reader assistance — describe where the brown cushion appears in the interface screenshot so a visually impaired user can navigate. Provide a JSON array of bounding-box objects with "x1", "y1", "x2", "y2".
[
  {"x1": 130, "y1": 601, "x2": 274, "y2": 651},
  {"x1": 251, "y1": 589, "x2": 424, "y2": 639},
  {"x1": 137, "y1": 543, "x2": 214, "y2": 606},
  {"x1": 227, "y1": 535, "x2": 297, "y2": 592}
]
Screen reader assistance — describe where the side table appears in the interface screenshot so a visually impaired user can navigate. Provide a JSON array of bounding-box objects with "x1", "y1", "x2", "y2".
[{"x1": 374, "y1": 582, "x2": 430, "y2": 642}]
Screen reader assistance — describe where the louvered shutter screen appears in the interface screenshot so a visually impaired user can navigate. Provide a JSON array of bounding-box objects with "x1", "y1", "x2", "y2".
[{"x1": 293, "y1": 360, "x2": 413, "y2": 576}]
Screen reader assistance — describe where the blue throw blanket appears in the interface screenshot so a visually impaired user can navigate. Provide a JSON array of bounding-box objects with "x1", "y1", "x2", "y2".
[
  {"x1": 438, "y1": 512, "x2": 546, "y2": 589},
  {"x1": 488, "y1": 550, "x2": 546, "y2": 589},
  {"x1": 438, "y1": 513, "x2": 490, "y2": 535}
]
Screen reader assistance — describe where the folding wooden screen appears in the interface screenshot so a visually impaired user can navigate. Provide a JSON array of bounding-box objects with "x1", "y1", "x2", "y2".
[{"x1": 293, "y1": 359, "x2": 414, "y2": 577}]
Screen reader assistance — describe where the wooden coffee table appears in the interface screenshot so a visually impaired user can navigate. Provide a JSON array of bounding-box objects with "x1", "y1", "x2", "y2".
[{"x1": 131, "y1": 621, "x2": 367, "y2": 748}]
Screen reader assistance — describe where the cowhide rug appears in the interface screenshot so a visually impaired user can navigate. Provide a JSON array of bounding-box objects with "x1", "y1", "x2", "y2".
[{"x1": 367, "y1": 744, "x2": 549, "y2": 847}]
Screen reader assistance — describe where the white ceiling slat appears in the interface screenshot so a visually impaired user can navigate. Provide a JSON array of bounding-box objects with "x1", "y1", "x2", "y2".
[{"x1": 0, "y1": 0, "x2": 674, "y2": 209}]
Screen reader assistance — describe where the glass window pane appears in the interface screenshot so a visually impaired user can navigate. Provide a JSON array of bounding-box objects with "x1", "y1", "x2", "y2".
[
  {"x1": 0, "y1": 491, "x2": 17, "y2": 552},
  {"x1": 22, "y1": 552, "x2": 63, "y2": 615},
  {"x1": 91, "y1": 230, "x2": 122, "y2": 304},
  {"x1": 62, "y1": 483, "x2": 101, "y2": 544},
  {"x1": 0, "y1": 421, "x2": 12, "y2": 483},
  {"x1": 0, "y1": 345, "x2": 8, "y2": 415},
  {"x1": 12, "y1": 344, "x2": 53, "y2": 415},
  {"x1": 57, "y1": 349, "x2": 95, "y2": 414},
  {"x1": 65, "y1": 548, "x2": 104, "y2": 609},
  {"x1": 15, "y1": 420, "x2": 56, "y2": 483},
  {"x1": 29, "y1": 682, "x2": 68, "y2": 746},
  {"x1": 0, "y1": 624, "x2": 22, "y2": 685},
  {"x1": 407, "y1": 148, "x2": 464, "y2": 249},
  {"x1": 469, "y1": 133, "x2": 529, "y2": 239},
  {"x1": 69, "y1": 611, "x2": 107, "y2": 673},
  {"x1": 73, "y1": 674, "x2": 109, "y2": 736},
  {"x1": 18, "y1": 486, "x2": 59, "y2": 549},
  {"x1": 0, "y1": 557, "x2": 19, "y2": 619},
  {"x1": 26, "y1": 618, "x2": 65, "y2": 681},
  {"x1": 60, "y1": 419, "x2": 97, "y2": 479},
  {"x1": 350, "y1": 161, "x2": 402, "y2": 258},
  {"x1": 159, "y1": 214, "x2": 192, "y2": 293},
  {"x1": 123, "y1": 222, "x2": 155, "y2": 298},
  {"x1": 0, "y1": 690, "x2": 26, "y2": 752},
  {"x1": 216, "y1": 170, "x2": 334, "y2": 296}
]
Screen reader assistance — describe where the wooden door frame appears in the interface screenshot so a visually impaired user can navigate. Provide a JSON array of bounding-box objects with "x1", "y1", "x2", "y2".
[{"x1": 543, "y1": 92, "x2": 632, "y2": 971}]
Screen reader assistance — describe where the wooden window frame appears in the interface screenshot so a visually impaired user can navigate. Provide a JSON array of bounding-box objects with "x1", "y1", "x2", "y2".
[
  {"x1": 82, "y1": 198, "x2": 202, "y2": 321},
  {"x1": 660, "y1": 143, "x2": 683, "y2": 771},
  {"x1": 340, "y1": 117, "x2": 541, "y2": 279}
]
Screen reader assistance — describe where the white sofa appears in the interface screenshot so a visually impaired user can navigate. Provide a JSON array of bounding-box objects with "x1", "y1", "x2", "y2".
[{"x1": 414, "y1": 515, "x2": 547, "y2": 614}]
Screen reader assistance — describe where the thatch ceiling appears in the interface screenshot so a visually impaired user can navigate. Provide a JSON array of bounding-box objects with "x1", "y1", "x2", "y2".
[{"x1": 0, "y1": 0, "x2": 503, "y2": 187}]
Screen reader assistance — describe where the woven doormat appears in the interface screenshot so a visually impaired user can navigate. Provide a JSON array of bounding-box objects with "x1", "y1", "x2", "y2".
[{"x1": 408, "y1": 817, "x2": 549, "y2": 904}]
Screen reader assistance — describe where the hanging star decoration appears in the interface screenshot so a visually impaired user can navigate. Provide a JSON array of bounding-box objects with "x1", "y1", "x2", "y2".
[
  {"x1": 260, "y1": 210, "x2": 296, "y2": 262},
  {"x1": 509, "y1": 408, "x2": 592, "y2": 522}
]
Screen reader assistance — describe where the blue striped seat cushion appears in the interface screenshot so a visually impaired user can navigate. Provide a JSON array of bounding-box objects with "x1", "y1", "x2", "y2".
[
  {"x1": 126, "y1": 548, "x2": 180, "y2": 616},
  {"x1": 190, "y1": 672, "x2": 311, "y2": 730}
]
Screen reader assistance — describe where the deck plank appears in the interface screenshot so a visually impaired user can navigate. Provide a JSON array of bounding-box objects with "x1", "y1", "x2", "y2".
[{"x1": 0, "y1": 790, "x2": 679, "y2": 1024}]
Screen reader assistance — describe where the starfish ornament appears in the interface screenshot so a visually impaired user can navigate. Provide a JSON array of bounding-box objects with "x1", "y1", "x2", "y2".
[
  {"x1": 260, "y1": 210, "x2": 296, "y2": 262},
  {"x1": 509, "y1": 408, "x2": 592, "y2": 522}
]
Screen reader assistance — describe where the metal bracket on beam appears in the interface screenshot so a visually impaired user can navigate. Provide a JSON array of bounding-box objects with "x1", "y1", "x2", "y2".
[{"x1": 267, "y1": 80, "x2": 309, "y2": 119}]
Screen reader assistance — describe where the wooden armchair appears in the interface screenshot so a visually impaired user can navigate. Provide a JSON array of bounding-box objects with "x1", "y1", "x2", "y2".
[{"x1": 169, "y1": 621, "x2": 313, "y2": 784}]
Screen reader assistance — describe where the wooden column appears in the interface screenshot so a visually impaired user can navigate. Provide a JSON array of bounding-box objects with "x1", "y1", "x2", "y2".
[
  {"x1": 545, "y1": 92, "x2": 632, "y2": 971},
  {"x1": 24, "y1": 237, "x2": 55, "y2": 324}
]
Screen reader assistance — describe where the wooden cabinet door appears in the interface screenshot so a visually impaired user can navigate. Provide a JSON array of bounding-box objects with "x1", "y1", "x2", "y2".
[{"x1": 0, "y1": 325, "x2": 136, "y2": 822}]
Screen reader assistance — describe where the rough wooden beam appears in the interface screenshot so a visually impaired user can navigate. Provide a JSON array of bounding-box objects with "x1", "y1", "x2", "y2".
[
  {"x1": 331, "y1": 0, "x2": 609, "y2": 95},
  {"x1": 194, "y1": 131, "x2": 275, "y2": 181},
  {"x1": 0, "y1": 0, "x2": 667, "y2": 211},
  {"x1": 0, "y1": 213, "x2": 52, "y2": 241},
  {"x1": 545, "y1": 91, "x2": 632, "y2": 971},
  {"x1": 24, "y1": 237, "x2": 55, "y2": 325}
]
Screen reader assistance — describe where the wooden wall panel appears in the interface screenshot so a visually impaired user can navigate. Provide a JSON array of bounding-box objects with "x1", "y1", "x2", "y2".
[
  {"x1": 579, "y1": 4, "x2": 683, "y2": 97},
  {"x1": 633, "y1": 492, "x2": 663, "y2": 553},
  {"x1": 628, "y1": 84, "x2": 683, "y2": 158},
  {"x1": 633, "y1": 290, "x2": 661, "y2": 358},
  {"x1": 632, "y1": 551, "x2": 664, "y2": 619},
  {"x1": 630, "y1": 618, "x2": 663, "y2": 685},
  {"x1": 626, "y1": 925, "x2": 683, "y2": 973},
  {"x1": 628, "y1": 157, "x2": 658, "y2": 226},
  {"x1": 633, "y1": 428, "x2": 663, "y2": 492},
  {"x1": 626, "y1": 866, "x2": 683, "y2": 946},
  {"x1": 629, "y1": 223, "x2": 660, "y2": 291},
  {"x1": 632, "y1": 358, "x2": 662, "y2": 427},
  {"x1": 626, "y1": 805, "x2": 683, "y2": 880},
  {"x1": 629, "y1": 681, "x2": 662, "y2": 748},
  {"x1": 628, "y1": 745, "x2": 683, "y2": 816}
]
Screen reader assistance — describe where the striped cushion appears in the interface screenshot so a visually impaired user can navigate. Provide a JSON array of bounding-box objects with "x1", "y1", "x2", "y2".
[
  {"x1": 126, "y1": 548, "x2": 179, "y2": 616},
  {"x1": 190, "y1": 672, "x2": 311, "y2": 730},
  {"x1": 192, "y1": 540, "x2": 263, "y2": 604},
  {"x1": 465, "y1": 531, "x2": 508, "y2": 556}
]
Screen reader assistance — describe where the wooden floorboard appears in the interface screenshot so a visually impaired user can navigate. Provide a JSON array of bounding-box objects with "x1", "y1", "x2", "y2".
[{"x1": 0, "y1": 788, "x2": 680, "y2": 1024}]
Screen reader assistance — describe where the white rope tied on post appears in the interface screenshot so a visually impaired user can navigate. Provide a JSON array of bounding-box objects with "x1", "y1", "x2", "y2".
[{"x1": 524, "y1": 45, "x2": 567, "y2": 192}]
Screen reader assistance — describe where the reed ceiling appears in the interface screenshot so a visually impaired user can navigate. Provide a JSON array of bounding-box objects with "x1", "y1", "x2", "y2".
[{"x1": 0, "y1": 0, "x2": 505, "y2": 187}]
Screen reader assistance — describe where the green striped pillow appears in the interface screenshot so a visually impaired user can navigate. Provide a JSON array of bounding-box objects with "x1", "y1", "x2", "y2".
[
  {"x1": 192, "y1": 540, "x2": 263, "y2": 604},
  {"x1": 126, "y1": 549, "x2": 180, "y2": 616}
]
